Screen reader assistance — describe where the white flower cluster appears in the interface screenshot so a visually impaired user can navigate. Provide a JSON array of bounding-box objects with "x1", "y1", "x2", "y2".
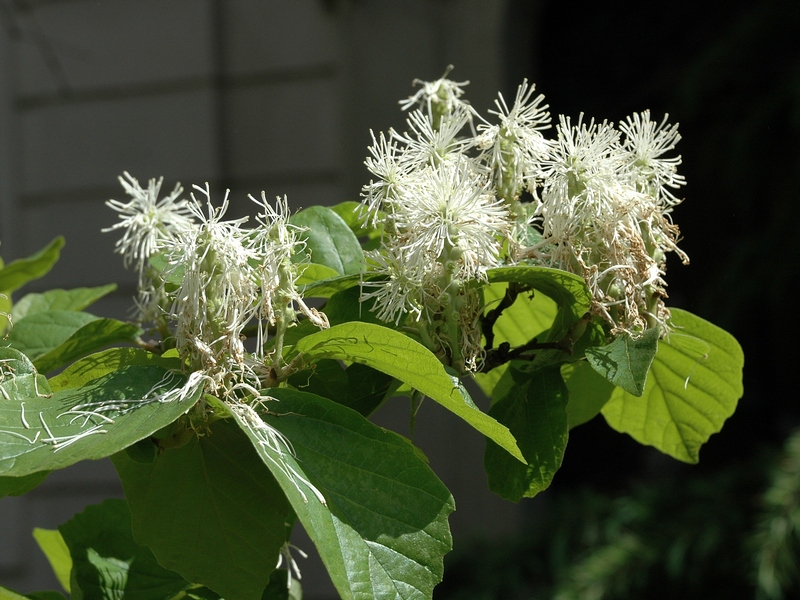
[
  {"x1": 530, "y1": 111, "x2": 689, "y2": 334},
  {"x1": 361, "y1": 69, "x2": 688, "y2": 355},
  {"x1": 105, "y1": 174, "x2": 327, "y2": 397}
]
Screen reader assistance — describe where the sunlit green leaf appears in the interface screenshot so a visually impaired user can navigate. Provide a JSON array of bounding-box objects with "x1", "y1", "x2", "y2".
[
  {"x1": 0, "y1": 237, "x2": 64, "y2": 294},
  {"x1": 300, "y1": 273, "x2": 362, "y2": 298},
  {"x1": 601, "y1": 309, "x2": 744, "y2": 463},
  {"x1": 474, "y1": 281, "x2": 557, "y2": 400},
  {"x1": 10, "y1": 285, "x2": 117, "y2": 323},
  {"x1": 486, "y1": 266, "x2": 591, "y2": 337},
  {"x1": 112, "y1": 420, "x2": 291, "y2": 600},
  {"x1": 291, "y1": 206, "x2": 364, "y2": 276},
  {"x1": 0, "y1": 360, "x2": 200, "y2": 477},
  {"x1": 0, "y1": 585, "x2": 28, "y2": 599},
  {"x1": 48, "y1": 348, "x2": 184, "y2": 393},
  {"x1": 297, "y1": 322, "x2": 524, "y2": 462},
  {"x1": 225, "y1": 389, "x2": 454, "y2": 600},
  {"x1": 295, "y1": 263, "x2": 341, "y2": 286},
  {"x1": 0, "y1": 291, "x2": 11, "y2": 334},
  {"x1": 329, "y1": 200, "x2": 381, "y2": 240},
  {"x1": 32, "y1": 529, "x2": 72, "y2": 593}
]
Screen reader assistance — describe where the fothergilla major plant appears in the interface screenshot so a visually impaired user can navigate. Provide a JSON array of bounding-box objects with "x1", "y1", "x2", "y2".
[{"x1": 0, "y1": 69, "x2": 743, "y2": 600}]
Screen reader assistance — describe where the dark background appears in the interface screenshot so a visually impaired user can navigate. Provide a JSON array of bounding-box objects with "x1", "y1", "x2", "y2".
[
  {"x1": 519, "y1": 0, "x2": 798, "y2": 488},
  {"x1": 1, "y1": 0, "x2": 795, "y2": 597},
  {"x1": 438, "y1": 0, "x2": 799, "y2": 596}
]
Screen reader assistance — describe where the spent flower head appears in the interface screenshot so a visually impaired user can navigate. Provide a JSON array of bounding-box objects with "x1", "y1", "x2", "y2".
[{"x1": 529, "y1": 114, "x2": 688, "y2": 334}]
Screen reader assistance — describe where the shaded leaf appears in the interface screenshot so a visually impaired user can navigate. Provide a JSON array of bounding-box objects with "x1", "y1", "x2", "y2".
[
  {"x1": 288, "y1": 358, "x2": 348, "y2": 405},
  {"x1": 4, "y1": 311, "x2": 141, "y2": 374},
  {"x1": 33, "y1": 318, "x2": 141, "y2": 375},
  {"x1": 288, "y1": 360, "x2": 395, "y2": 418},
  {"x1": 297, "y1": 322, "x2": 524, "y2": 463},
  {"x1": 484, "y1": 367, "x2": 569, "y2": 502},
  {"x1": 586, "y1": 328, "x2": 660, "y2": 396},
  {"x1": 0, "y1": 471, "x2": 50, "y2": 498},
  {"x1": 561, "y1": 360, "x2": 615, "y2": 429},
  {"x1": 344, "y1": 362, "x2": 396, "y2": 417},
  {"x1": 59, "y1": 499, "x2": 188, "y2": 600},
  {"x1": 112, "y1": 419, "x2": 291, "y2": 600},
  {"x1": 225, "y1": 388, "x2": 455, "y2": 600},
  {"x1": 601, "y1": 309, "x2": 744, "y2": 463},
  {"x1": 4, "y1": 311, "x2": 98, "y2": 359},
  {"x1": 262, "y1": 569, "x2": 301, "y2": 600}
]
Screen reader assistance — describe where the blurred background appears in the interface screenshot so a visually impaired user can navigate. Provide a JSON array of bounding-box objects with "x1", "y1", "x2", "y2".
[{"x1": 0, "y1": 0, "x2": 796, "y2": 598}]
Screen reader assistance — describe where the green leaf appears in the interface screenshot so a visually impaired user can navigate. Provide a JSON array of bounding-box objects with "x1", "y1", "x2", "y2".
[
  {"x1": 585, "y1": 328, "x2": 660, "y2": 396},
  {"x1": 112, "y1": 419, "x2": 291, "y2": 600},
  {"x1": 288, "y1": 358, "x2": 348, "y2": 404},
  {"x1": 474, "y1": 281, "x2": 558, "y2": 399},
  {"x1": 601, "y1": 309, "x2": 744, "y2": 463},
  {"x1": 0, "y1": 361, "x2": 201, "y2": 478},
  {"x1": 329, "y1": 200, "x2": 380, "y2": 240},
  {"x1": 300, "y1": 273, "x2": 362, "y2": 298},
  {"x1": 5, "y1": 311, "x2": 98, "y2": 358},
  {"x1": 296, "y1": 322, "x2": 524, "y2": 463},
  {"x1": 10, "y1": 285, "x2": 117, "y2": 323},
  {"x1": 484, "y1": 367, "x2": 569, "y2": 502},
  {"x1": 0, "y1": 290, "x2": 11, "y2": 334},
  {"x1": 0, "y1": 345, "x2": 51, "y2": 397},
  {"x1": 290, "y1": 206, "x2": 365, "y2": 276},
  {"x1": 48, "y1": 348, "x2": 184, "y2": 393},
  {"x1": 295, "y1": 263, "x2": 341, "y2": 286},
  {"x1": 344, "y1": 362, "x2": 396, "y2": 417},
  {"x1": 4, "y1": 311, "x2": 141, "y2": 374},
  {"x1": 0, "y1": 471, "x2": 50, "y2": 498},
  {"x1": 0, "y1": 585, "x2": 28, "y2": 600},
  {"x1": 32, "y1": 529, "x2": 72, "y2": 593},
  {"x1": 288, "y1": 360, "x2": 395, "y2": 418},
  {"x1": 262, "y1": 569, "x2": 302, "y2": 600},
  {"x1": 58, "y1": 499, "x2": 189, "y2": 600},
  {"x1": 486, "y1": 266, "x2": 592, "y2": 337},
  {"x1": 323, "y1": 285, "x2": 386, "y2": 327},
  {"x1": 0, "y1": 237, "x2": 64, "y2": 293},
  {"x1": 561, "y1": 360, "x2": 615, "y2": 429},
  {"x1": 225, "y1": 388, "x2": 455, "y2": 600}
]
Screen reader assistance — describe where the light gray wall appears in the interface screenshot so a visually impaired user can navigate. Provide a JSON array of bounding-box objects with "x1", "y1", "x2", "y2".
[{"x1": 0, "y1": 1, "x2": 521, "y2": 598}]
